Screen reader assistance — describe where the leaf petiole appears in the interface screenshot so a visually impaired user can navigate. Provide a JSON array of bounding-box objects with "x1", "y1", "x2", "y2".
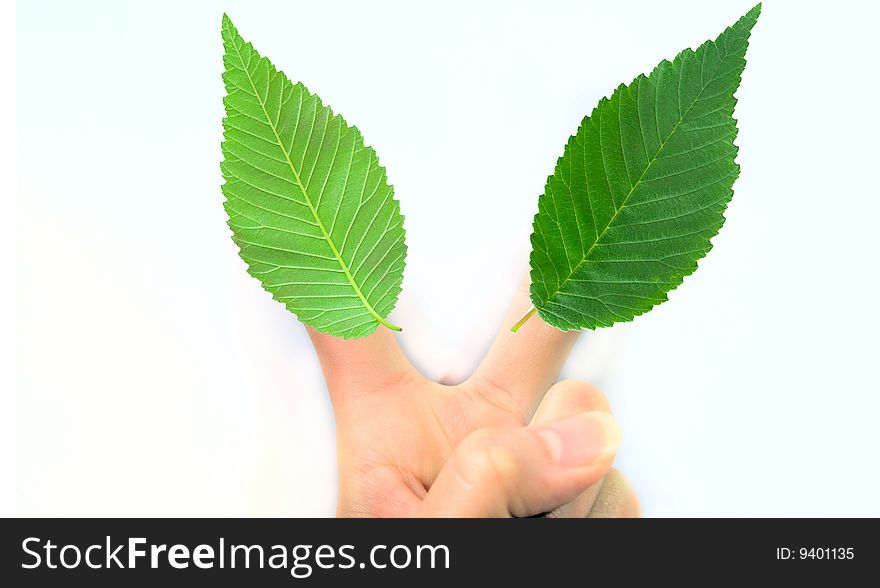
[
  {"x1": 379, "y1": 317, "x2": 403, "y2": 332},
  {"x1": 510, "y1": 307, "x2": 537, "y2": 333}
]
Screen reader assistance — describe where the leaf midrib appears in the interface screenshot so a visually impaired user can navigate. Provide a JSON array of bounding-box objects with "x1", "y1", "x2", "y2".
[
  {"x1": 229, "y1": 37, "x2": 399, "y2": 332},
  {"x1": 542, "y1": 49, "x2": 729, "y2": 308}
]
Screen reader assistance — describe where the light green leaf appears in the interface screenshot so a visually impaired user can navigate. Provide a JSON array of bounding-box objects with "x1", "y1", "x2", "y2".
[
  {"x1": 220, "y1": 15, "x2": 406, "y2": 338},
  {"x1": 516, "y1": 4, "x2": 760, "y2": 333}
]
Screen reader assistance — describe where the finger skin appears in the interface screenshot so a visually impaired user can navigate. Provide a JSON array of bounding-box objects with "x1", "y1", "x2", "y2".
[
  {"x1": 417, "y1": 412, "x2": 620, "y2": 517},
  {"x1": 530, "y1": 380, "x2": 613, "y2": 518},
  {"x1": 469, "y1": 276, "x2": 579, "y2": 417},
  {"x1": 531, "y1": 379, "x2": 612, "y2": 423},
  {"x1": 307, "y1": 327, "x2": 416, "y2": 408},
  {"x1": 587, "y1": 469, "x2": 640, "y2": 518}
]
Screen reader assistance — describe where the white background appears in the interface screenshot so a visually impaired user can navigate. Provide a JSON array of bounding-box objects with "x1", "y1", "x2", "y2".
[{"x1": 11, "y1": 0, "x2": 880, "y2": 516}]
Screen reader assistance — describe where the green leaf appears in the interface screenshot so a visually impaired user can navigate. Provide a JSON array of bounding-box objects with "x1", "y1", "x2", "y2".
[
  {"x1": 220, "y1": 15, "x2": 406, "y2": 338},
  {"x1": 516, "y1": 4, "x2": 761, "y2": 333}
]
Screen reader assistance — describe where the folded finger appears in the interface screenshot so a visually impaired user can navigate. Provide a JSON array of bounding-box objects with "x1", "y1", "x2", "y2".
[
  {"x1": 530, "y1": 380, "x2": 613, "y2": 518},
  {"x1": 587, "y1": 469, "x2": 640, "y2": 518},
  {"x1": 418, "y1": 410, "x2": 621, "y2": 517}
]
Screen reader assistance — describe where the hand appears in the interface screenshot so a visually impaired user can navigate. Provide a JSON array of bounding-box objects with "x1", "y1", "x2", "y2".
[{"x1": 307, "y1": 279, "x2": 639, "y2": 517}]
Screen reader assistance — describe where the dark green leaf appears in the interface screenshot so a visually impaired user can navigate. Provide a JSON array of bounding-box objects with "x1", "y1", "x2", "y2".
[{"x1": 518, "y1": 4, "x2": 760, "y2": 332}]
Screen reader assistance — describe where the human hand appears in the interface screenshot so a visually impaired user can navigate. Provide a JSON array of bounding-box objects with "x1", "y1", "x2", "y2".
[{"x1": 307, "y1": 280, "x2": 639, "y2": 517}]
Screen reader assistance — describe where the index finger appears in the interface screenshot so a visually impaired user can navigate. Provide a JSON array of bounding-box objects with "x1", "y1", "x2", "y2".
[
  {"x1": 467, "y1": 276, "x2": 580, "y2": 417},
  {"x1": 308, "y1": 327, "x2": 415, "y2": 409}
]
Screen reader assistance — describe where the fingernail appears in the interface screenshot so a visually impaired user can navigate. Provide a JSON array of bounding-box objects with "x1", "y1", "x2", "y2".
[{"x1": 537, "y1": 411, "x2": 622, "y2": 467}]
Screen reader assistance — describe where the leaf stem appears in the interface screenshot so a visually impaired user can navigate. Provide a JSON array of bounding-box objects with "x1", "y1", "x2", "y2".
[
  {"x1": 511, "y1": 307, "x2": 537, "y2": 333},
  {"x1": 379, "y1": 317, "x2": 402, "y2": 332}
]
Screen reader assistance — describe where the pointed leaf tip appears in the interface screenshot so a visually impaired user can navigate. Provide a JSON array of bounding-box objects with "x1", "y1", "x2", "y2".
[
  {"x1": 221, "y1": 13, "x2": 237, "y2": 38},
  {"x1": 740, "y1": 4, "x2": 762, "y2": 30}
]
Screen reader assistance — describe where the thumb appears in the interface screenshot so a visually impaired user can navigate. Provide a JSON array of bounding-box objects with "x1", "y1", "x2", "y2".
[{"x1": 417, "y1": 411, "x2": 622, "y2": 517}]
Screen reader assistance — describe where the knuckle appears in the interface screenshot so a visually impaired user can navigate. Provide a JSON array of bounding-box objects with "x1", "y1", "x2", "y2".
[
  {"x1": 465, "y1": 375, "x2": 523, "y2": 418},
  {"x1": 549, "y1": 379, "x2": 610, "y2": 413}
]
